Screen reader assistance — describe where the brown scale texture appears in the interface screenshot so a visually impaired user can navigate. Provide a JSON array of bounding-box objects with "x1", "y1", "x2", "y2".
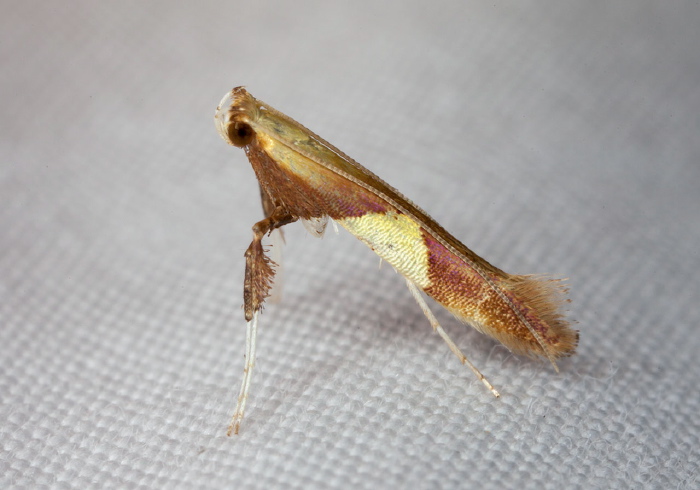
[{"x1": 423, "y1": 231, "x2": 576, "y2": 361}]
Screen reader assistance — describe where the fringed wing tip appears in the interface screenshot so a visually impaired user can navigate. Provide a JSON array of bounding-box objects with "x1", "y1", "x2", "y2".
[{"x1": 505, "y1": 274, "x2": 578, "y2": 360}]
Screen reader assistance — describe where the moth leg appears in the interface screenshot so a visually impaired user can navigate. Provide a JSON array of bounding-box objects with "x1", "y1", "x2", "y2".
[
  {"x1": 257, "y1": 185, "x2": 287, "y2": 304},
  {"x1": 258, "y1": 183, "x2": 279, "y2": 224},
  {"x1": 230, "y1": 206, "x2": 296, "y2": 435},
  {"x1": 243, "y1": 206, "x2": 296, "y2": 321},
  {"x1": 228, "y1": 310, "x2": 259, "y2": 436},
  {"x1": 266, "y1": 228, "x2": 285, "y2": 304},
  {"x1": 258, "y1": 183, "x2": 286, "y2": 246},
  {"x1": 404, "y1": 279, "x2": 500, "y2": 398}
]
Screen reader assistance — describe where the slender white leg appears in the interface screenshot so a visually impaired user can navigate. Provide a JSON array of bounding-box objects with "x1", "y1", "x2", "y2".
[
  {"x1": 404, "y1": 279, "x2": 500, "y2": 398},
  {"x1": 228, "y1": 310, "x2": 260, "y2": 435}
]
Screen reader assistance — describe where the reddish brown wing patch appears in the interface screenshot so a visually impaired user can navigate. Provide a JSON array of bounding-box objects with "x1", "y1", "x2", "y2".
[
  {"x1": 422, "y1": 230, "x2": 577, "y2": 360},
  {"x1": 245, "y1": 141, "x2": 390, "y2": 220}
]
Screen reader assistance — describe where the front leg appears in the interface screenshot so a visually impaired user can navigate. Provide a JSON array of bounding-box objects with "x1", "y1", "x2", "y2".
[
  {"x1": 230, "y1": 205, "x2": 296, "y2": 435},
  {"x1": 243, "y1": 206, "x2": 297, "y2": 321}
]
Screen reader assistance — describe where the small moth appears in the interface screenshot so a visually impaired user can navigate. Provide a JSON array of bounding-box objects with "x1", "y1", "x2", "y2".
[{"x1": 215, "y1": 87, "x2": 577, "y2": 435}]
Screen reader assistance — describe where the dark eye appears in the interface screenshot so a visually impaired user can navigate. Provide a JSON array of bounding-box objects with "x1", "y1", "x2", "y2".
[{"x1": 228, "y1": 121, "x2": 254, "y2": 147}]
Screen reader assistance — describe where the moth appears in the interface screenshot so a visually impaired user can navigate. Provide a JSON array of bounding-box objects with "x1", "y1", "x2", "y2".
[{"x1": 214, "y1": 87, "x2": 577, "y2": 435}]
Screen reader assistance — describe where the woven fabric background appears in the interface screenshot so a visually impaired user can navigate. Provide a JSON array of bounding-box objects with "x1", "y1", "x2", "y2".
[{"x1": 2, "y1": 2, "x2": 699, "y2": 489}]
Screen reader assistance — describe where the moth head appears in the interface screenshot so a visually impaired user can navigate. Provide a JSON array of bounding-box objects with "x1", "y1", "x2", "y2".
[{"x1": 215, "y1": 86, "x2": 257, "y2": 148}]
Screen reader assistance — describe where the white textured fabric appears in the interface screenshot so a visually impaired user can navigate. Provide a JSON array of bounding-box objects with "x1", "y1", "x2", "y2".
[{"x1": 2, "y1": 2, "x2": 699, "y2": 489}]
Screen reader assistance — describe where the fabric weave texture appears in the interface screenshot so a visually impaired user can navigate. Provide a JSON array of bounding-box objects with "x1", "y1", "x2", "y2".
[{"x1": 1, "y1": 2, "x2": 698, "y2": 489}]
